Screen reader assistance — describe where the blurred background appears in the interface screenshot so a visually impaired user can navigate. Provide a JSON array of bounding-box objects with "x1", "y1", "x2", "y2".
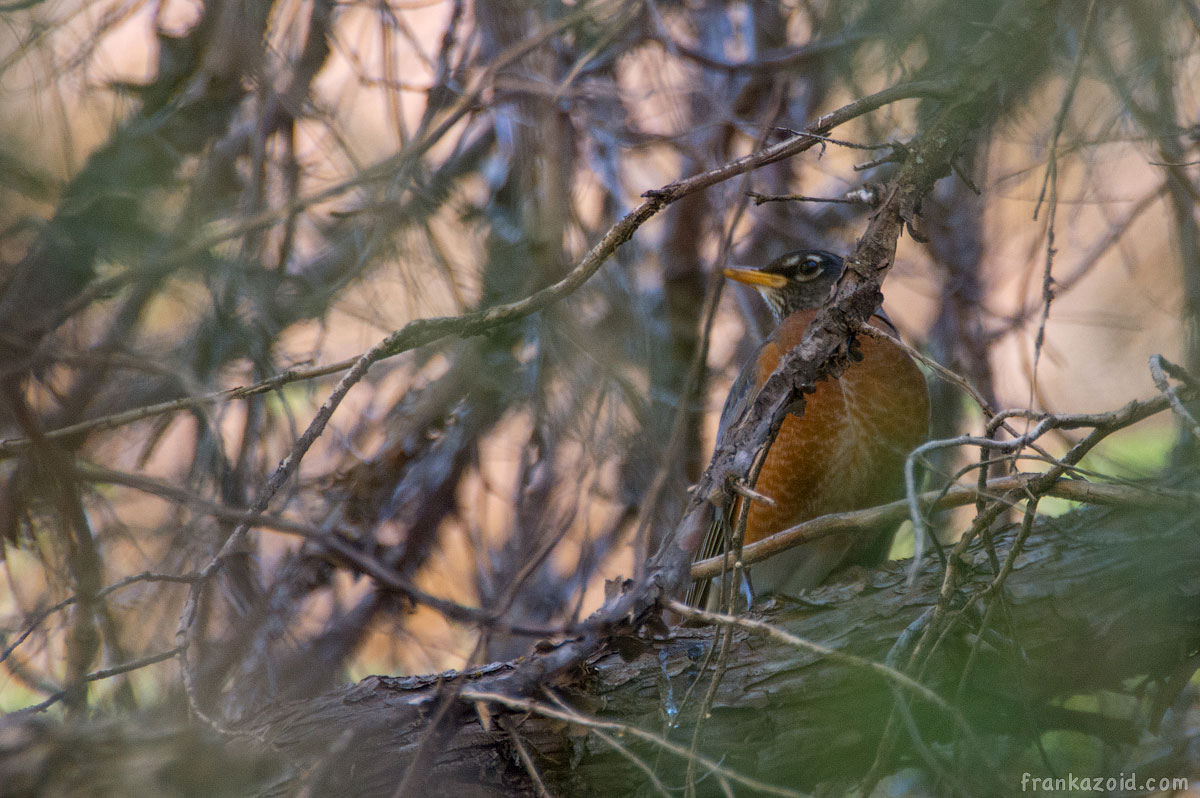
[{"x1": 0, "y1": 0, "x2": 1195, "y2": 722}]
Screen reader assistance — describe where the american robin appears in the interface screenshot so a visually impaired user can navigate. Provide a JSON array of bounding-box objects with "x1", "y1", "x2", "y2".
[{"x1": 686, "y1": 249, "x2": 929, "y2": 608}]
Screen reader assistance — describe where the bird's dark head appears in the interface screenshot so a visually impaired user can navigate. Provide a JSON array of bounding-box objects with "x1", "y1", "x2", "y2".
[{"x1": 724, "y1": 249, "x2": 843, "y2": 321}]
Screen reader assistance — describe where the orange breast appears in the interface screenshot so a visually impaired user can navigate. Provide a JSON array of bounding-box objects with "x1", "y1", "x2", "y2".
[{"x1": 742, "y1": 313, "x2": 929, "y2": 548}]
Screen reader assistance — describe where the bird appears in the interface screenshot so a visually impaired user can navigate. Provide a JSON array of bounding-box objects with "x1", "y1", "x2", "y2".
[{"x1": 686, "y1": 249, "x2": 930, "y2": 609}]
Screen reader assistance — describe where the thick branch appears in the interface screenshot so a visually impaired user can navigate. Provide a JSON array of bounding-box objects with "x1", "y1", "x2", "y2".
[
  {"x1": 243, "y1": 497, "x2": 1198, "y2": 797},
  {"x1": 5, "y1": 492, "x2": 1186, "y2": 796}
]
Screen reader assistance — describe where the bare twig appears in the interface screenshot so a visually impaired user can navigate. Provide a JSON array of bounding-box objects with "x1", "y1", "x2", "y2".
[
  {"x1": 987, "y1": 181, "x2": 1166, "y2": 340},
  {"x1": 907, "y1": 362, "x2": 1190, "y2": 678},
  {"x1": 463, "y1": 688, "x2": 809, "y2": 798},
  {"x1": 0, "y1": 358, "x2": 356, "y2": 458},
  {"x1": 542, "y1": 688, "x2": 672, "y2": 798},
  {"x1": 1033, "y1": 0, "x2": 1099, "y2": 220},
  {"x1": 501, "y1": 717, "x2": 557, "y2": 798},
  {"x1": 2, "y1": 571, "x2": 199, "y2": 666},
  {"x1": 16, "y1": 646, "x2": 184, "y2": 715},
  {"x1": 317, "y1": 536, "x2": 564, "y2": 638},
  {"x1": 1150, "y1": 354, "x2": 1200, "y2": 441},
  {"x1": 666, "y1": 601, "x2": 998, "y2": 771},
  {"x1": 747, "y1": 191, "x2": 867, "y2": 206},
  {"x1": 1029, "y1": 0, "x2": 1100, "y2": 399},
  {"x1": 689, "y1": 471, "x2": 1200, "y2": 581},
  {"x1": 74, "y1": 462, "x2": 329, "y2": 539},
  {"x1": 728, "y1": 479, "x2": 777, "y2": 507}
]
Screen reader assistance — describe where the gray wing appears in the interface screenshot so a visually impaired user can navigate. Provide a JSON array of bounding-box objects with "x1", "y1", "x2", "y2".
[
  {"x1": 684, "y1": 354, "x2": 763, "y2": 607},
  {"x1": 715, "y1": 349, "x2": 762, "y2": 442}
]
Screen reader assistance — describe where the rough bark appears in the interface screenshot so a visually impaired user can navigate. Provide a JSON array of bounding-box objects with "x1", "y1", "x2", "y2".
[{"x1": 4, "y1": 494, "x2": 1195, "y2": 797}]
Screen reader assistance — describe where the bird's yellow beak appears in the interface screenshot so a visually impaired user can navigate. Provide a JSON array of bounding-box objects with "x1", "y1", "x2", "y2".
[{"x1": 722, "y1": 267, "x2": 788, "y2": 289}]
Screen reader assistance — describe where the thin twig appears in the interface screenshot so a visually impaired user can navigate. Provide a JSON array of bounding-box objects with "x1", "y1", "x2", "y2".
[
  {"x1": 15, "y1": 646, "x2": 183, "y2": 715},
  {"x1": 688, "y1": 471, "x2": 1199, "y2": 581},
  {"x1": 1033, "y1": 0, "x2": 1099, "y2": 221},
  {"x1": 74, "y1": 462, "x2": 329, "y2": 538},
  {"x1": 989, "y1": 182, "x2": 1166, "y2": 340},
  {"x1": 0, "y1": 358, "x2": 356, "y2": 458},
  {"x1": 1149, "y1": 354, "x2": 1200, "y2": 440},
  {"x1": 728, "y1": 479, "x2": 777, "y2": 507},
  {"x1": 542, "y1": 687, "x2": 673, "y2": 798},
  {"x1": 501, "y1": 717, "x2": 557, "y2": 798},
  {"x1": 463, "y1": 689, "x2": 810, "y2": 798},
  {"x1": 906, "y1": 359, "x2": 1183, "y2": 679},
  {"x1": 747, "y1": 191, "x2": 866, "y2": 206},
  {"x1": 2, "y1": 571, "x2": 199, "y2": 666},
  {"x1": 666, "y1": 601, "x2": 999, "y2": 772},
  {"x1": 318, "y1": 535, "x2": 565, "y2": 637},
  {"x1": 1029, "y1": 0, "x2": 1100, "y2": 410}
]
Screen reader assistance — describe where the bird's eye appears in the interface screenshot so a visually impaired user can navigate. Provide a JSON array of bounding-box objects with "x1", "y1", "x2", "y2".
[{"x1": 797, "y1": 256, "x2": 823, "y2": 279}]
